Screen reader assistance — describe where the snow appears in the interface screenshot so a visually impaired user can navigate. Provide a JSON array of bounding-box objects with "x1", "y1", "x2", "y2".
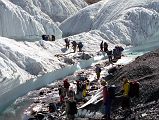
[
  {"x1": 1, "y1": 0, "x2": 159, "y2": 116},
  {"x1": 0, "y1": 31, "x2": 119, "y2": 112},
  {"x1": 60, "y1": 0, "x2": 159, "y2": 47},
  {"x1": 10, "y1": 0, "x2": 87, "y2": 23},
  {"x1": 0, "y1": 0, "x2": 62, "y2": 41},
  {"x1": 59, "y1": 1, "x2": 105, "y2": 36}
]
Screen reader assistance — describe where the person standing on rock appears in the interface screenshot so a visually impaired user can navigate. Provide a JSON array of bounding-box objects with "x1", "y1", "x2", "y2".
[
  {"x1": 107, "y1": 50, "x2": 113, "y2": 64},
  {"x1": 72, "y1": 41, "x2": 77, "y2": 53},
  {"x1": 104, "y1": 42, "x2": 108, "y2": 52},
  {"x1": 100, "y1": 41, "x2": 104, "y2": 51},
  {"x1": 58, "y1": 85, "x2": 66, "y2": 104},
  {"x1": 121, "y1": 76, "x2": 131, "y2": 117},
  {"x1": 101, "y1": 80, "x2": 111, "y2": 120},
  {"x1": 65, "y1": 96, "x2": 77, "y2": 120},
  {"x1": 95, "y1": 65, "x2": 102, "y2": 80},
  {"x1": 76, "y1": 81, "x2": 84, "y2": 101},
  {"x1": 63, "y1": 79, "x2": 70, "y2": 96},
  {"x1": 68, "y1": 87, "x2": 75, "y2": 99},
  {"x1": 64, "y1": 38, "x2": 70, "y2": 49},
  {"x1": 77, "y1": 42, "x2": 83, "y2": 52}
]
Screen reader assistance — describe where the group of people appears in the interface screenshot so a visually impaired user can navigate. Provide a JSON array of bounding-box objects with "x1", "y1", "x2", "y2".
[
  {"x1": 100, "y1": 76, "x2": 139, "y2": 120},
  {"x1": 93, "y1": 62, "x2": 140, "y2": 120},
  {"x1": 42, "y1": 35, "x2": 55, "y2": 41},
  {"x1": 64, "y1": 38, "x2": 84, "y2": 53},
  {"x1": 30, "y1": 38, "x2": 138, "y2": 120},
  {"x1": 57, "y1": 76, "x2": 90, "y2": 120},
  {"x1": 100, "y1": 41, "x2": 124, "y2": 64}
]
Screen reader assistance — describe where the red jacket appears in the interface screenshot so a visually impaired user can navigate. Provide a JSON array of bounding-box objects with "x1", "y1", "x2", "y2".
[{"x1": 64, "y1": 80, "x2": 70, "y2": 89}]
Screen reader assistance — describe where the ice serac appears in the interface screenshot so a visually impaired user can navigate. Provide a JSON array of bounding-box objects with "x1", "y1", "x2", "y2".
[
  {"x1": 93, "y1": 0, "x2": 159, "y2": 46},
  {"x1": 10, "y1": 0, "x2": 87, "y2": 23},
  {"x1": 60, "y1": 0, "x2": 159, "y2": 47},
  {"x1": 59, "y1": 1, "x2": 105, "y2": 37},
  {"x1": 35, "y1": 0, "x2": 87, "y2": 22},
  {"x1": 0, "y1": 0, "x2": 62, "y2": 41}
]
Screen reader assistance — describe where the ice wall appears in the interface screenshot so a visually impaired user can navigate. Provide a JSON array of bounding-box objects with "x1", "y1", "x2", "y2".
[
  {"x1": 0, "y1": 0, "x2": 62, "y2": 41},
  {"x1": 60, "y1": 0, "x2": 159, "y2": 46}
]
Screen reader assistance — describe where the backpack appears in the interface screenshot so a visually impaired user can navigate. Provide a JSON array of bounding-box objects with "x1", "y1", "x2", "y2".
[
  {"x1": 48, "y1": 103, "x2": 57, "y2": 113},
  {"x1": 107, "y1": 50, "x2": 112, "y2": 56},
  {"x1": 64, "y1": 81, "x2": 70, "y2": 89},
  {"x1": 128, "y1": 81, "x2": 139, "y2": 98},
  {"x1": 65, "y1": 38, "x2": 69, "y2": 44},
  {"x1": 108, "y1": 67, "x2": 117, "y2": 75},
  {"x1": 78, "y1": 42, "x2": 83, "y2": 48},
  {"x1": 96, "y1": 67, "x2": 101, "y2": 73},
  {"x1": 68, "y1": 90, "x2": 75, "y2": 98},
  {"x1": 68, "y1": 101, "x2": 77, "y2": 115},
  {"x1": 108, "y1": 85, "x2": 116, "y2": 99},
  {"x1": 72, "y1": 41, "x2": 77, "y2": 46}
]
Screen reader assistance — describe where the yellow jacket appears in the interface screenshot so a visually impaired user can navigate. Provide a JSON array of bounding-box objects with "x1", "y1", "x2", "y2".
[{"x1": 123, "y1": 82, "x2": 130, "y2": 96}]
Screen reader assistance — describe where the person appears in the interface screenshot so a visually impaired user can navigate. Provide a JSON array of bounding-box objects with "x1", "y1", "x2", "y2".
[
  {"x1": 107, "y1": 50, "x2": 113, "y2": 63},
  {"x1": 72, "y1": 41, "x2": 77, "y2": 53},
  {"x1": 51, "y1": 35, "x2": 55, "y2": 41},
  {"x1": 76, "y1": 81, "x2": 84, "y2": 101},
  {"x1": 101, "y1": 80, "x2": 111, "y2": 120},
  {"x1": 63, "y1": 79, "x2": 70, "y2": 96},
  {"x1": 58, "y1": 85, "x2": 66, "y2": 104},
  {"x1": 121, "y1": 77, "x2": 131, "y2": 112},
  {"x1": 68, "y1": 87, "x2": 75, "y2": 99},
  {"x1": 100, "y1": 41, "x2": 104, "y2": 51},
  {"x1": 42, "y1": 35, "x2": 46, "y2": 40},
  {"x1": 42, "y1": 35, "x2": 49, "y2": 41},
  {"x1": 65, "y1": 38, "x2": 70, "y2": 49},
  {"x1": 76, "y1": 80, "x2": 80, "y2": 94},
  {"x1": 48, "y1": 102, "x2": 57, "y2": 113},
  {"x1": 104, "y1": 42, "x2": 108, "y2": 52},
  {"x1": 86, "y1": 80, "x2": 90, "y2": 91},
  {"x1": 82, "y1": 81, "x2": 87, "y2": 98},
  {"x1": 77, "y1": 42, "x2": 83, "y2": 52},
  {"x1": 113, "y1": 46, "x2": 124, "y2": 60},
  {"x1": 65, "y1": 97, "x2": 77, "y2": 120},
  {"x1": 95, "y1": 65, "x2": 102, "y2": 80}
]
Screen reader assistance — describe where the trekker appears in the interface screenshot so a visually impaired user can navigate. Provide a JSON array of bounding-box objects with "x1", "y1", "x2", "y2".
[
  {"x1": 51, "y1": 35, "x2": 55, "y2": 41},
  {"x1": 86, "y1": 80, "x2": 90, "y2": 91},
  {"x1": 107, "y1": 50, "x2": 113, "y2": 63},
  {"x1": 76, "y1": 81, "x2": 84, "y2": 101},
  {"x1": 95, "y1": 65, "x2": 102, "y2": 80},
  {"x1": 48, "y1": 102, "x2": 57, "y2": 113},
  {"x1": 113, "y1": 46, "x2": 124, "y2": 60},
  {"x1": 100, "y1": 41, "x2": 104, "y2": 51},
  {"x1": 101, "y1": 80, "x2": 111, "y2": 120},
  {"x1": 104, "y1": 42, "x2": 108, "y2": 52},
  {"x1": 77, "y1": 42, "x2": 83, "y2": 52},
  {"x1": 58, "y1": 85, "x2": 66, "y2": 104},
  {"x1": 63, "y1": 79, "x2": 70, "y2": 96},
  {"x1": 121, "y1": 77, "x2": 131, "y2": 111},
  {"x1": 68, "y1": 87, "x2": 75, "y2": 99},
  {"x1": 42, "y1": 35, "x2": 49, "y2": 41},
  {"x1": 82, "y1": 81, "x2": 87, "y2": 98},
  {"x1": 72, "y1": 41, "x2": 77, "y2": 53},
  {"x1": 76, "y1": 80, "x2": 80, "y2": 94},
  {"x1": 65, "y1": 97, "x2": 77, "y2": 120},
  {"x1": 64, "y1": 38, "x2": 70, "y2": 49}
]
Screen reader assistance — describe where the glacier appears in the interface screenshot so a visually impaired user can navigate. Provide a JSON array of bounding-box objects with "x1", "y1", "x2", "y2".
[
  {"x1": 0, "y1": 0, "x2": 87, "y2": 41},
  {"x1": 1, "y1": 0, "x2": 159, "y2": 116},
  {"x1": 60, "y1": 0, "x2": 159, "y2": 46}
]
